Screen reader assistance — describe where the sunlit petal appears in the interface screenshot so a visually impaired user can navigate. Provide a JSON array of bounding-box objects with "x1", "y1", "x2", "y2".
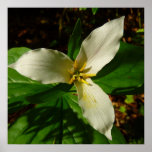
[
  {"x1": 76, "y1": 16, "x2": 125, "y2": 74},
  {"x1": 9, "y1": 48, "x2": 73, "y2": 84},
  {"x1": 75, "y1": 78, "x2": 115, "y2": 140}
]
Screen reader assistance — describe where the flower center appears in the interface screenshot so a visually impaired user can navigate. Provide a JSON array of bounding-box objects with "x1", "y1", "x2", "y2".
[{"x1": 68, "y1": 60, "x2": 96, "y2": 85}]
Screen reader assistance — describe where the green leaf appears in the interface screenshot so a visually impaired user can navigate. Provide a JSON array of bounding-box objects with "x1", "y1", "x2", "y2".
[
  {"x1": 64, "y1": 93, "x2": 88, "y2": 123},
  {"x1": 8, "y1": 95, "x2": 109, "y2": 144},
  {"x1": 136, "y1": 28, "x2": 144, "y2": 33},
  {"x1": 8, "y1": 99, "x2": 30, "y2": 114},
  {"x1": 27, "y1": 83, "x2": 72, "y2": 104},
  {"x1": 8, "y1": 47, "x2": 59, "y2": 102},
  {"x1": 92, "y1": 8, "x2": 99, "y2": 15},
  {"x1": 8, "y1": 68, "x2": 55, "y2": 102},
  {"x1": 94, "y1": 42, "x2": 144, "y2": 95},
  {"x1": 8, "y1": 47, "x2": 31, "y2": 65},
  {"x1": 8, "y1": 92, "x2": 126, "y2": 144},
  {"x1": 119, "y1": 106, "x2": 126, "y2": 113},
  {"x1": 139, "y1": 103, "x2": 144, "y2": 116},
  {"x1": 68, "y1": 18, "x2": 82, "y2": 60},
  {"x1": 8, "y1": 67, "x2": 71, "y2": 105},
  {"x1": 125, "y1": 95, "x2": 134, "y2": 104},
  {"x1": 109, "y1": 126, "x2": 127, "y2": 144},
  {"x1": 8, "y1": 47, "x2": 73, "y2": 106}
]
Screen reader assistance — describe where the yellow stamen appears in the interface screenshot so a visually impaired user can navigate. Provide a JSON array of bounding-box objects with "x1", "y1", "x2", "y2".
[
  {"x1": 83, "y1": 73, "x2": 96, "y2": 78},
  {"x1": 74, "y1": 60, "x2": 78, "y2": 70},
  {"x1": 69, "y1": 60, "x2": 95, "y2": 85},
  {"x1": 69, "y1": 75, "x2": 76, "y2": 84},
  {"x1": 79, "y1": 73, "x2": 96, "y2": 78},
  {"x1": 78, "y1": 78, "x2": 89, "y2": 85},
  {"x1": 79, "y1": 62, "x2": 87, "y2": 72}
]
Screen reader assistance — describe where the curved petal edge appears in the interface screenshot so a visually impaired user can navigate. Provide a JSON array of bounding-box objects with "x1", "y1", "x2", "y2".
[
  {"x1": 76, "y1": 16, "x2": 125, "y2": 74},
  {"x1": 75, "y1": 78, "x2": 115, "y2": 140},
  {"x1": 9, "y1": 48, "x2": 73, "y2": 84}
]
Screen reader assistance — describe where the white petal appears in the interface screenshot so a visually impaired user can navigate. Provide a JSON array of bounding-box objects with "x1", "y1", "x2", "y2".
[
  {"x1": 76, "y1": 16, "x2": 125, "y2": 74},
  {"x1": 9, "y1": 48, "x2": 73, "y2": 84},
  {"x1": 75, "y1": 78, "x2": 115, "y2": 140}
]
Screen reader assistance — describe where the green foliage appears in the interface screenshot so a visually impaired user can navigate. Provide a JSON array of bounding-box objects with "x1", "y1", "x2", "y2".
[
  {"x1": 136, "y1": 28, "x2": 144, "y2": 33},
  {"x1": 139, "y1": 103, "x2": 144, "y2": 116},
  {"x1": 125, "y1": 95, "x2": 134, "y2": 104},
  {"x1": 63, "y1": 93, "x2": 86, "y2": 122},
  {"x1": 92, "y1": 8, "x2": 99, "y2": 15},
  {"x1": 79, "y1": 8, "x2": 99, "y2": 15},
  {"x1": 26, "y1": 84, "x2": 72, "y2": 104},
  {"x1": 79, "y1": 8, "x2": 87, "y2": 11},
  {"x1": 109, "y1": 126, "x2": 126, "y2": 144},
  {"x1": 132, "y1": 32, "x2": 144, "y2": 45},
  {"x1": 129, "y1": 138, "x2": 144, "y2": 144},
  {"x1": 119, "y1": 106, "x2": 126, "y2": 113},
  {"x1": 8, "y1": 93, "x2": 126, "y2": 144},
  {"x1": 94, "y1": 42, "x2": 144, "y2": 95},
  {"x1": 68, "y1": 18, "x2": 82, "y2": 60},
  {"x1": 8, "y1": 47, "x2": 62, "y2": 103},
  {"x1": 8, "y1": 99, "x2": 29, "y2": 114},
  {"x1": 8, "y1": 68, "x2": 54, "y2": 102},
  {"x1": 8, "y1": 47, "x2": 31, "y2": 65}
]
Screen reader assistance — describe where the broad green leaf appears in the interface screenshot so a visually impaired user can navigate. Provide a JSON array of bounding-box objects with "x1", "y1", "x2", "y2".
[
  {"x1": 8, "y1": 99, "x2": 30, "y2": 114},
  {"x1": 8, "y1": 47, "x2": 60, "y2": 103},
  {"x1": 8, "y1": 47, "x2": 72, "y2": 105},
  {"x1": 8, "y1": 92, "x2": 126, "y2": 144},
  {"x1": 68, "y1": 18, "x2": 82, "y2": 60},
  {"x1": 8, "y1": 68, "x2": 55, "y2": 101},
  {"x1": 92, "y1": 8, "x2": 99, "y2": 15},
  {"x1": 27, "y1": 84, "x2": 72, "y2": 104},
  {"x1": 8, "y1": 96, "x2": 109, "y2": 144},
  {"x1": 108, "y1": 126, "x2": 127, "y2": 144},
  {"x1": 93, "y1": 42, "x2": 144, "y2": 95},
  {"x1": 65, "y1": 93, "x2": 85, "y2": 120},
  {"x1": 8, "y1": 47, "x2": 31, "y2": 65}
]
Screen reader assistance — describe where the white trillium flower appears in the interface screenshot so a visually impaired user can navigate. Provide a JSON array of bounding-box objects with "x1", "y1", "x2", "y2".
[{"x1": 9, "y1": 16, "x2": 125, "y2": 140}]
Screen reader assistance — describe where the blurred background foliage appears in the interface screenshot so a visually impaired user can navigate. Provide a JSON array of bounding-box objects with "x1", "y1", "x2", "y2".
[{"x1": 8, "y1": 8, "x2": 144, "y2": 144}]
